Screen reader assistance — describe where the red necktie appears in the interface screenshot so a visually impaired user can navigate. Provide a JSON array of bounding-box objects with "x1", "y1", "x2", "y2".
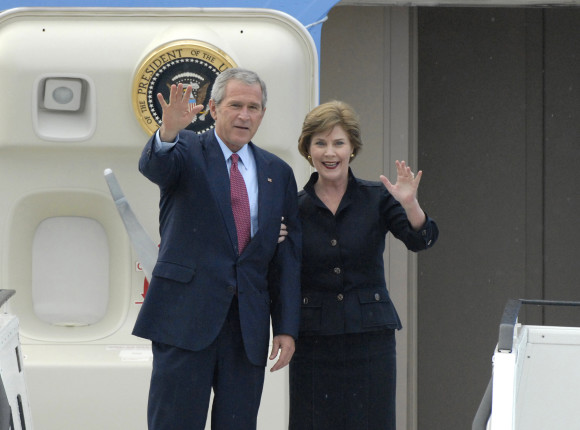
[{"x1": 230, "y1": 153, "x2": 251, "y2": 254}]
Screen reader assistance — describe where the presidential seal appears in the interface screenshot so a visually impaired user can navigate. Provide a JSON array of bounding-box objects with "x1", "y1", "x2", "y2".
[{"x1": 132, "y1": 40, "x2": 237, "y2": 135}]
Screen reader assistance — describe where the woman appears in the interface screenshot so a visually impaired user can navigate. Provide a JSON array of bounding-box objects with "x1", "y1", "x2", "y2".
[{"x1": 289, "y1": 101, "x2": 438, "y2": 430}]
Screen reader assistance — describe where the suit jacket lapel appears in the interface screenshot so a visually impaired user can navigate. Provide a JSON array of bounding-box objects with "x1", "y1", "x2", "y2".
[
  {"x1": 250, "y1": 144, "x2": 274, "y2": 250},
  {"x1": 202, "y1": 133, "x2": 238, "y2": 254}
]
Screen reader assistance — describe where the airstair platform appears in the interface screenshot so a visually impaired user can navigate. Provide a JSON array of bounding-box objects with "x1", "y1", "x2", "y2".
[
  {"x1": 473, "y1": 299, "x2": 580, "y2": 430},
  {"x1": 0, "y1": 290, "x2": 33, "y2": 430}
]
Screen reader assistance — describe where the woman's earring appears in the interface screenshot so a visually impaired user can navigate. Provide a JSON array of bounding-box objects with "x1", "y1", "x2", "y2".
[
  {"x1": 350, "y1": 153, "x2": 354, "y2": 158},
  {"x1": 307, "y1": 155, "x2": 311, "y2": 160}
]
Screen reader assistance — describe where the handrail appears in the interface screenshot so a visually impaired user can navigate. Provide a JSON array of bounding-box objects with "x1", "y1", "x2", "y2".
[
  {"x1": 472, "y1": 377, "x2": 492, "y2": 430},
  {"x1": 0, "y1": 289, "x2": 15, "y2": 308},
  {"x1": 472, "y1": 298, "x2": 580, "y2": 430},
  {"x1": 498, "y1": 299, "x2": 580, "y2": 352}
]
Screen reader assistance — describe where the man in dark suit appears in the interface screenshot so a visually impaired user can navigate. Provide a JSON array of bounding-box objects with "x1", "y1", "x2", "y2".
[{"x1": 133, "y1": 68, "x2": 301, "y2": 430}]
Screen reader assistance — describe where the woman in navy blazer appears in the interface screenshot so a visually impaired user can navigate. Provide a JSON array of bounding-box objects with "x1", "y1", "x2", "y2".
[{"x1": 289, "y1": 101, "x2": 438, "y2": 430}]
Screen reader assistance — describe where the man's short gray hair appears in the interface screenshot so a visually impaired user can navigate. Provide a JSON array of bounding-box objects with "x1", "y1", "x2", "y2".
[{"x1": 210, "y1": 68, "x2": 267, "y2": 109}]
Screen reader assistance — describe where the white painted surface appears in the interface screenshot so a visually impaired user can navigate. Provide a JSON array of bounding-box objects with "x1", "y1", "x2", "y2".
[{"x1": 0, "y1": 7, "x2": 317, "y2": 429}]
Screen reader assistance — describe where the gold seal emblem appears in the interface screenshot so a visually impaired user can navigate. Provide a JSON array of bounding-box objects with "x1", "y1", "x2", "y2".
[{"x1": 132, "y1": 40, "x2": 237, "y2": 135}]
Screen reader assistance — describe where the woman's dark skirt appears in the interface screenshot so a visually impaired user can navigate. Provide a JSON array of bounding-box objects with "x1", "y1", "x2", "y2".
[{"x1": 289, "y1": 329, "x2": 396, "y2": 430}]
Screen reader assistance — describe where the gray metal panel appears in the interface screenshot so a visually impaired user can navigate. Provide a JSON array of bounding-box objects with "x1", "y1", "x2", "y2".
[
  {"x1": 543, "y1": 8, "x2": 580, "y2": 325},
  {"x1": 418, "y1": 7, "x2": 580, "y2": 430},
  {"x1": 417, "y1": 8, "x2": 533, "y2": 430}
]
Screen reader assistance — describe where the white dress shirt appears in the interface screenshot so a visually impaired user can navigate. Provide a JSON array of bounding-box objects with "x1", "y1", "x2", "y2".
[{"x1": 154, "y1": 129, "x2": 259, "y2": 236}]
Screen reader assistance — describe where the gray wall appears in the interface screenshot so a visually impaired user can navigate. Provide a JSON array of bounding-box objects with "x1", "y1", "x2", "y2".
[
  {"x1": 319, "y1": 6, "x2": 388, "y2": 178},
  {"x1": 321, "y1": 4, "x2": 580, "y2": 429},
  {"x1": 417, "y1": 7, "x2": 580, "y2": 429}
]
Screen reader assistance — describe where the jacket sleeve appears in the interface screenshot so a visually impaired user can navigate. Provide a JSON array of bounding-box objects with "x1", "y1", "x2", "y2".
[
  {"x1": 382, "y1": 189, "x2": 439, "y2": 252},
  {"x1": 138, "y1": 129, "x2": 185, "y2": 189},
  {"x1": 268, "y1": 167, "x2": 302, "y2": 339}
]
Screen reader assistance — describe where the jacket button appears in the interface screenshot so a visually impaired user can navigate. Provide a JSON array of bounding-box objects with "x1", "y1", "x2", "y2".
[
  {"x1": 333, "y1": 267, "x2": 341, "y2": 275},
  {"x1": 227, "y1": 286, "x2": 236, "y2": 294},
  {"x1": 330, "y1": 239, "x2": 338, "y2": 246},
  {"x1": 374, "y1": 293, "x2": 381, "y2": 301},
  {"x1": 337, "y1": 293, "x2": 344, "y2": 301},
  {"x1": 303, "y1": 297, "x2": 309, "y2": 305}
]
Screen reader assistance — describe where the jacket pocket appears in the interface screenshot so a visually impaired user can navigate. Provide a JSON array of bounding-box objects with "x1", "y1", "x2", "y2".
[
  {"x1": 152, "y1": 261, "x2": 196, "y2": 283},
  {"x1": 358, "y1": 288, "x2": 400, "y2": 328},
  {"x1": 299, "y1": 293, "x2": 322, "y2": 332}
]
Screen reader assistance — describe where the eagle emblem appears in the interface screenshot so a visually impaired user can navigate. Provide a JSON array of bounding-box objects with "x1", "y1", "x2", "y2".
[{"x1": 133, "y1": 40, "x2": 237, "y2": 135}]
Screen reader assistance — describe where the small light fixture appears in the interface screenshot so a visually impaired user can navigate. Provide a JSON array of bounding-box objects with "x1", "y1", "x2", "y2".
[{"x1": 43, "y1": 78, "x2": 83, "y2": 111}]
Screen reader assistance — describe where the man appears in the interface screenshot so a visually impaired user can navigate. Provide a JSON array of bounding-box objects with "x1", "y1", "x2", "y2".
[{"x1": 133, "y1": 68, "x2": 301, "y2": 430}]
